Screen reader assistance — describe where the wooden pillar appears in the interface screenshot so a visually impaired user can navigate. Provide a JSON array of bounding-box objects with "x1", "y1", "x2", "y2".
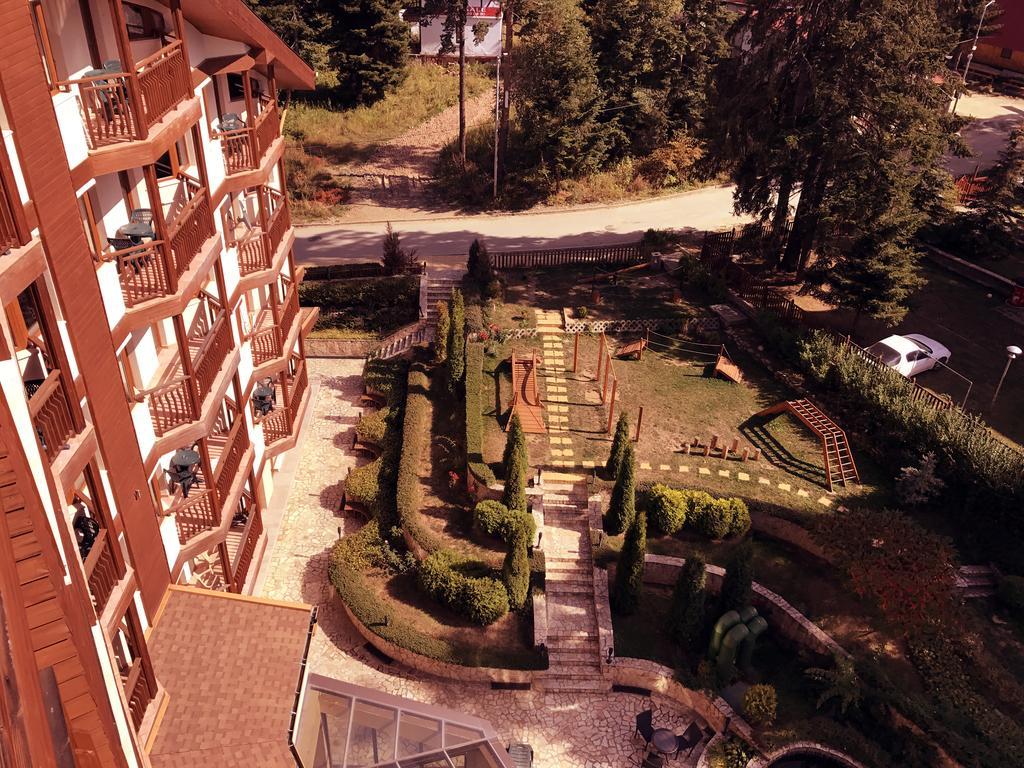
[
  {"x1": 634, "y1": 406, "x2": 643, "y2": 443},
  {"x1": 170, "y1": 314, "x2": 201, "y2": 417},
  {"x1": 596, "y1": 333, "x2": 605, "y2": 384},
  {"x1": 267, "y1": 62, "x2": 278, "y2": 102},
  {"x1": 143, "y1": 164, "x2": 176, "y2": 292},
  {"x1": 573, "y1": 332, "x2": 579, "y2": 373},
  {"x1": 169, "y1": 0, "x2": 191, "y2": 64},
  {"x1": 106, "y1": 0, "x2": 147, "y2": 139},
  {"x1": 606, "y1": 378, "x2": 617, "y2": 435},
  {"x1": 601, "y1": 358, "x2": 611, "y2": 405}
]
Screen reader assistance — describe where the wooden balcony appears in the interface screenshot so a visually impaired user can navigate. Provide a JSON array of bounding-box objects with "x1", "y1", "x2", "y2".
[
  {"x1": 136, "y1": 313, "x2": 233, "y2": 437},
  {"x1": 0, "y1": 140, "x2": 30, "y2": 253},
  {"x1": 123, "y1": 656, "x2": 158, "y2": 730},
  {"x1": 217, "y1": 101, "x2": 280, "y2": 175},
  {"x1": 265, "y1": 191, "x2": 291, "y2": 257},
  {"x1": 98, "y1": 177, "x2": 215, "y2": 309},
  {"x1": 82, "y1": 528, "x2": 125, "y2": 615},
  {"x1": 29, "y1": 370, "x2": 79, "y2": 462},
  {"x1": 235, "y1": 228, "x2": 270, "y2": 276},
  {"x1": 60, "y1": 41, "x2": 192, "y2": 150},
  {"x1": 261, "y1": 359, "x2": 308, "y2": 449},
  {"x1": 248, "y1": 285, "x2": 299, "y2": 366},
  {"x1": 225, "y1": 491, "x2": 262, "y2": 592}
]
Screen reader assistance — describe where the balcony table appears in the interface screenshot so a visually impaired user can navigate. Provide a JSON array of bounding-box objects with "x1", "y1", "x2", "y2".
[{"x1": 118, "y1": 221, "x2": 155, "y2": 243}]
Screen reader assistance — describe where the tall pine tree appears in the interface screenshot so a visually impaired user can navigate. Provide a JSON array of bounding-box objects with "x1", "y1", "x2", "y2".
[
  {"x1": 323, "y1": 0, "x2": 410, "y2": 105},
  {"x1": 611, "y1": 500, "x2": 646, "y2": 615},
  {"x1": 605, "y1": 442, "x2": 636, "y2": 535}
]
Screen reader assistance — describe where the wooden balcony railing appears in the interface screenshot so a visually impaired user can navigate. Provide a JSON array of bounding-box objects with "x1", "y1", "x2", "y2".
[
  {"x1": 265, "y1": 195, "x2": 291, "y2": 257},
  {"x1": 192, "y1": 316, "x2": 233, "y2": 399},
  {"x1": 217, "y1": 101, "x2": 280, "y2": 175},
  {"x1": 61, "y1": 40, "x2": 192, "y2": 150},
  {"x1": 29, "y1": 370, "x2": 77, "y2": 462},
  {"x1": 100, "y1": 239, "x2": 172, "y2": 307},
  {"x1": 236, "y1": 229, "x2": 270, "y2": 275},
  {"x1": 261, "y1": 406, "x2": 291, "y2": 445},
  {"x1": 141, "y1": 376, "x2": 198, "y2": 437},
  {"x1": 214, "y1": 417, "x2": 248, "y2": 506},
  {"x1": 171, "y1": 489, "x2": 218, "y2": 543},
  {"x1": 230, "y1": 500, "x2": 262, "y2": 592},
  {"x1": 168, "y1": 180, "x2": 215, "y2": 279},
  {"x1": 82, "y1": 529, "x2": 124, "y2": 614},
  {"x1": 280, "y1": 285, "x2": 299, "y2": 339},
  {"x1": 0, "y1": 140, "x2": 30, "y2": 253},
  {"x1": 290, "y1": 359, "x2": 309, "y2": 414},
  {"x1": 123, "y1": 657, "x2": 157, "y2": 730},
  {"x1": 249, "y1": 326, "x2": 281, "y2": 366}
]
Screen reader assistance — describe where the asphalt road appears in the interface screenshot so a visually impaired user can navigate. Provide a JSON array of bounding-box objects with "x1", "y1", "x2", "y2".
[{"x1": 293, "y1": 185, "x2": 751, "y2": 267}]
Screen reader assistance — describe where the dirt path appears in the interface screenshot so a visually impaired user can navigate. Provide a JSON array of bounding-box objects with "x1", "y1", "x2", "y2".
[{"x1": 337, "y1": 91, "x2": 494, "y2": 218}]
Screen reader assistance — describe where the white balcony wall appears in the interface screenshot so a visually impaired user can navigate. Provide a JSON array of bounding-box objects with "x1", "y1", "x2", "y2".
[
  {"x1": 158, "y1": 514, "x2": 182, "y2": 570},
  {"x1": 45, "y1": 0, "x2": 95, "y2": 78},
  {"x1": 197, "y1": 105, "x2": 226, "y2": 194},
  {"x1": 2, "y1": 131, "x2": 29, "y2": 204},
  {"x1": 130, "y1": 398, "x2": 157, "y2": 459},
  {"x1": 96, "y1": 262, "x2": 127, "y2": 330},
  {"x1": 221, "y1": 247, "x2": 241, "y2": 303},
  {"x1": 93, "y1": 174, "x2": 133, "y2": 243},
  {"x1": 53, "y1": 93, "x2": 91, "y2": 171},
  {"x1": 127, "y1": 326, "x2": 160, "y2": 390}
]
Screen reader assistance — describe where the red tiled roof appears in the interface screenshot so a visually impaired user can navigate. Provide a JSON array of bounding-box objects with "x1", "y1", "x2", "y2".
[{"x1": 146, "y1": 587, "x2": 314, "y2": 767}]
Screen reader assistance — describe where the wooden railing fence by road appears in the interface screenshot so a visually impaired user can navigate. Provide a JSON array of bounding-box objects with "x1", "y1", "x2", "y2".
[
  {"x1": 491, "y1": 243, "x2": 644, "y2": 270},
  {"x1": 29, "y1": 370, "x2": 77, "y2": 461}
]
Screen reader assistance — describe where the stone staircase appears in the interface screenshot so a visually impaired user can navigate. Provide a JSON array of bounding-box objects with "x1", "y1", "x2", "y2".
[
  {"x1": 540, "y1": 475, "x2": 607, "y2": 694},
  {"x1": 956, "y1": 564, "x2": 998, "y2": 599},
  {"x1": 423, "y1": 274, "x2": 462, "y2": 324}
]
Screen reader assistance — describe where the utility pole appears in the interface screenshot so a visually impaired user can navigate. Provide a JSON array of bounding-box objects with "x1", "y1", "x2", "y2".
[
  {"x1": 493, "y1": 14, "x2": 502, "y2": 201},
  {"x1": 952, "y1": 0, "x2": 995, "y2": 115}
]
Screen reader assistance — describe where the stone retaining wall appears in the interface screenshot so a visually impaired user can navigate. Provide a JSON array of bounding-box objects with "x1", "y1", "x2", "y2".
[
  {"x1": 642, "y1": 555, "x2": 848, "y2": 659},
  {"x1": 750, "y1": 511, "x2": 830, "y2": 563},
  {"x1": 339, "y1": 599, "x2": 536, "y2": 684},
  {"x1": 609, "y1": 657, "x2": 752, "y2": 743},
  {"x1": 305, "y1": 338, "x2": 375, "y2": 358},
  {"x1": 747, "y1": 742, "x2": 865, "y2": 768},
  {"x1": 532, "y1": 589, "x2": 547, "y2": 649},
  {"x1": 923, "y1": 245, "x2": 1014, "y2": 297}
]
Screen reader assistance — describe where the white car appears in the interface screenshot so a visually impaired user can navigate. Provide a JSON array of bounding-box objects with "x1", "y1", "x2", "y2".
[{"x1": 865, "y1": 334, "x2": 951, "y2": 378}]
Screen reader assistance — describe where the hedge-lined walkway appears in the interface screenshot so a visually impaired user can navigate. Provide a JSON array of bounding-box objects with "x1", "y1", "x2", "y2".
[{"x1": 259, "y1": 358, "x2": 707, "y2": 768}]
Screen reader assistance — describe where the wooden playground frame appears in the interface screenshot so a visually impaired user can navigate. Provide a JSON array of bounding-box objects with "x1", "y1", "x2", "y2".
[{"x1": 507, "y1": 349, "x2": 546, "y2": 434}]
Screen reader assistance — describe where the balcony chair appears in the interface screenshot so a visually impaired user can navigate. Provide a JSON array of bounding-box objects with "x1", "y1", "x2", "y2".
[
  {"x1": 507, "y1": 743, "x2": 533, "y2": 768},
  {"x1": 219, "y1": 112, "x2": 244, "y2": 132},
  {"x1": 106, "y1": 236, "x2": 151, "y2": 274},
  {"x1": 130, "y1": 208, "x2": 154, "y2": 226}
]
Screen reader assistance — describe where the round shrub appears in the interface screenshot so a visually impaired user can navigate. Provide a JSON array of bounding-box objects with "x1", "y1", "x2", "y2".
[
  {"x1": 724, "y1": 497, "x2": 751, "y2": 537},
  {"x1": 462, "y1": 577, "x2": 511, "y2": 624},
  {"x1": 345, "y1": 461, "x2": 381, "y2": 508},
  {"x1": 998, "y1": 575, "x2": 1024, "y2": 619},
  {"x1": 503, "y1": 527, "x2": 531, "y2": 610},
  {"x1": 687, "y1": 491, "x2": 727, "y2": 538},
  {"x1": 649, "y1": 484, "x2": 687, "y2": 534},
  {"x1": 742, "y1": 683, "x2": 777, "y2": 726},
  {"x1": 474, "y1": 501, "x2": 536, "y2": 543}
]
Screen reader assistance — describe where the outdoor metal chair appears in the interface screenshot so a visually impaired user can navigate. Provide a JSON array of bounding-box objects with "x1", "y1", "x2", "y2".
[
  {"x1": 107, "y1": 237, "x2": 149, "y2": 274},
  {"x1": 507, "y1": 742, "x2": 533, "y2": 768},
  {"x1": 642, "y1": 753, "x2": 666, "y2": 768},
  {"x1": 635, "y1": 709, "x2": 654, "y2": 745},
  {"x1": 130, "y1": 208, "x2": 154, "y2": 225},
  {"x1": 680, "y1": 723, "x2": 704, "y2": 759}
]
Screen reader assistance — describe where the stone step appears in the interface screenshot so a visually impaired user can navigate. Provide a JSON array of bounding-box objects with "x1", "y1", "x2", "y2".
[
  {"x1": 546, "y1": 563, "x2": 593, "y2": 574},
  {"x1": 548, "y1": 661, "x2": 604, "y2": 675},
  {"x1": 547, "y1": 584, "x2": 594, "y2": 598},
  {"x1": 541, "y1": 678, "x2": 609, "y2": 694},
  {"x1": 546, "y1": 570, "x2": 592, "y2": 581}
]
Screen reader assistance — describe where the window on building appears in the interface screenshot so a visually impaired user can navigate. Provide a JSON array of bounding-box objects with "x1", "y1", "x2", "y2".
[{"x1": 124, "y1": 2, "x2": 166, "y2": 41}]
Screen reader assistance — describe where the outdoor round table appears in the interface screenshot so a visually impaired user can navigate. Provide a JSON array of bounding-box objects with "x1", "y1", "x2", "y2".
[
  {"x1": 650, "y1": 728, "x2": 676, "y2": 755},
  {"x1": 119, "y1": 221, "x2": 155, "y2": 242}
]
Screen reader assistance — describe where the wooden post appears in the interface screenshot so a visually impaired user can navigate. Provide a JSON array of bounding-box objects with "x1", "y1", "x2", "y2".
[
  {"x1": 596, "y1": 333, "x2": 606, "y2": 383},
  {"x1": 606, "y1": 378, "x2": 617, "y2": 434},
  {"x1": 639, "y1": 330, "x2": 646, "y2": 361},
  {"x1": 634, "y1": 406, "x2": 643, "y2": 442},
  {"x1": 143, "y1": 164, "x2": 176, "y2": 292},
  {"x1": 601, "y1": 356, "x2": 611, "y2": 404},
  {"x1": 573, "y1": 332, "x2": 580, "y2": 373}
]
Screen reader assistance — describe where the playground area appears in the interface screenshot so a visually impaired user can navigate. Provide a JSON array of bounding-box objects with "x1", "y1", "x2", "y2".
[{"x1": 477, "y1": 326, "x2": 883, "y2": 512}]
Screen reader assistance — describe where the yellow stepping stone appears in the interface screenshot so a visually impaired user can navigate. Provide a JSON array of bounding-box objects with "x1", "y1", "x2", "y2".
[
  {"x1": 758, "y1": 477, "x2": 771, "y2": 485},
  {"x1": 718, "y1": 469, "x2": 730, "y2": 478},
  {"x1": 796, "y1": 489, "x2": 810, "y2": 498},
  {"x1": 582, "y1": 460, "x2": 596, "y2": 469},
  {"x1": 678, "y1": 466, "x2": 689, "y2": 473},
  {"x1": 659, "y1": 464, "x2": 671, "y2": 471},
  {"x1": 563, "y1": 450, "x2": 575, "y2": 457},
  {"x1": 778, "y1": 482, "x2": 791, "y2": 491},
  {"x1": 640, "y1": 462, "x2": 652, "y2": 470},
  {"x1": 818, "y1": 497, "x2": 833, "y2": 507},
  {"x1": 551, "y1": 449, "x2": 564, "y2": 457},
  {"x1": 699, "y1": 467, "x2": 711, "y2": 475},
  {"x1": 737, "y1": 472, "x2": 750, "y2": 481}
]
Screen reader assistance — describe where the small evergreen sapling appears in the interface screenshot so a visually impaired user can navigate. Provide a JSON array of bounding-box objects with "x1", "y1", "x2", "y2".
[
  {"x1": 503, "y1": 523, "x2": 531, "y2": 610},
  {"x1": 667, "y1": 555, "x2": 706, "y2": 649},
  {"x1": 611, "y1": 500, "x2": 646, "y2": 615},
  {"x1": 720, "y1": 539, "x2": 753, "y2": 613},
  {"x1": 433, "y1": 301, "x2": 450, "y2": 364},
  {"x1": 446, "y1": 288, "x2": 466, "y2": 393},
  {"x1": 606, "y1": 412, "x2": 630, "y2": 478}
]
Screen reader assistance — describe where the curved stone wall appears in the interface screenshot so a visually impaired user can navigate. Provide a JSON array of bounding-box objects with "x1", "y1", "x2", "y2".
[{"x1": 748, "y1": 741, "x2": 866, "y2": 768}]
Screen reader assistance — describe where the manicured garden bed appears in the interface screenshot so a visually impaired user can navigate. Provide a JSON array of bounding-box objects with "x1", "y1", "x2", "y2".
[{"x1": 300, "y1": 275, "x2": 419, "y2": 339}]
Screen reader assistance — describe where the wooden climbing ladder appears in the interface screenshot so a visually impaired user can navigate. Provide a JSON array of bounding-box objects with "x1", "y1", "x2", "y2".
[
  {"x1": 508, "y1": 350, "x2": 547, "y2": 434},
  {"x1": 754, "y1": 399, "x2": 859, "y2": 492}
]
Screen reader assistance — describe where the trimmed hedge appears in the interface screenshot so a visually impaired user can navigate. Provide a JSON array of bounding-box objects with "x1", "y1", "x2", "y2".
[
  {"x1": 474, "y1": 500, "x2": 536, "y2": 544},
  {"x1": 328, "y1": 525, "x2": 543, "y2": 669},
  {"x1": 396, "y1": 364, "x2": 443, "y2": 554},
  {"x1": 998, "y1": 575, "x2": 1024, "y2": 620},
  {"x1": 417, "y1": 549, "x2": 510, "y2": 625},
  {"x1": 647, "y1": 484, "x2": 750, "y2": 539},
  {"x1": 465, "y1": 343, "x2": 497, "y2": 487},
  {"x1": 356, "y1": 409, "x2": 388, "y2": 446}
]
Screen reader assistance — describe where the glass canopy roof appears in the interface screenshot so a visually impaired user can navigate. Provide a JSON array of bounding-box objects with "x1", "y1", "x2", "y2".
[{"x1": 292, "y1": 673, "x2": 516, "y2": 768}]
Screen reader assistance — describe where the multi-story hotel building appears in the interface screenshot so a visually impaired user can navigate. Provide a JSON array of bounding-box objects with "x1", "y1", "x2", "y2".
[
  {"x1": 0, "y1": 1, "x2": 520, "y2": 764},
  {"x1": 0, "y1": 0, "x2": 322, "y2": 762}
]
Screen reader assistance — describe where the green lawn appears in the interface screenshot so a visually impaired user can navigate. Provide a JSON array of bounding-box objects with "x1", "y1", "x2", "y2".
[{"x1": 300, "y1": 275, "x2": 418, "y2": 340}]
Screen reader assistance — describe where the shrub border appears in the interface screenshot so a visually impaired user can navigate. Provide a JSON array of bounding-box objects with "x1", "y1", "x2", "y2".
[{"x1": 465, "y1": 342, "x2": 498, "y2": 490}]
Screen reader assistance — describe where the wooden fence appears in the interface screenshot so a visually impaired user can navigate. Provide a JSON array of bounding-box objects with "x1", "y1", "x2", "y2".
[{"x1": 491, "y1": 243, "x2": 644, "y2": 270}]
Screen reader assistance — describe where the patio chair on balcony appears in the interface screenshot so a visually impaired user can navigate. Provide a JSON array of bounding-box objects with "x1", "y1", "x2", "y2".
[
  {"x1": 219, "y1": 112, "x2": 244, "y2": 132},
  {"x1": 107, "y1": 236, "x2": 152, "y2": 274},
  {"x1": 130, "y1": 208, "x2": 154, "y2": 227}
]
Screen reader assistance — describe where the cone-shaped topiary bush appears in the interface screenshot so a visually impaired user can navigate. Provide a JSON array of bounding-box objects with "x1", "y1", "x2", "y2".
[
  {"x1": 720, "y1": 539, "x2": 754, "y2": 613},
  {"x1": 606, "y1": 412, "x2": 630, "y2": 478},
  {"x1": 503, "y1": 524, "x2": 531, "y2": 610},
  {"x1": 502, "y1": 415, "x2": 529, "y2": 513},
  {"x1": 605, "y1": 442, "x2": 636, "y2": 534},
  {"x1": 611, "y1": 500, "x2": 646, "y2": 615},
  {"x1": 433, "y1": 301, "x2": 450, "y2": 364},
  {"x1": 446, "y1": 288, "x2": 465, "y2": 393},
  {"x1": 667, "y1": 555, "x2": 706, "y2": 649}
]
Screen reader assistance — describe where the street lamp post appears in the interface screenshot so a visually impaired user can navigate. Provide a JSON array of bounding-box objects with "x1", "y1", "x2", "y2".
[
  {"x1": 991, "y1": 344, "x2": 1022, "y2": 407},
  {"x1": 952, "y1": 0, "x2": 996, "y2": 115}
]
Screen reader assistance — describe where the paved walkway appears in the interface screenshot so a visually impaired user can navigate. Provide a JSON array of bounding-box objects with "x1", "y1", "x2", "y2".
[{"x1": 258, "y1": 358, "x2": 706, "y2": 767}]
